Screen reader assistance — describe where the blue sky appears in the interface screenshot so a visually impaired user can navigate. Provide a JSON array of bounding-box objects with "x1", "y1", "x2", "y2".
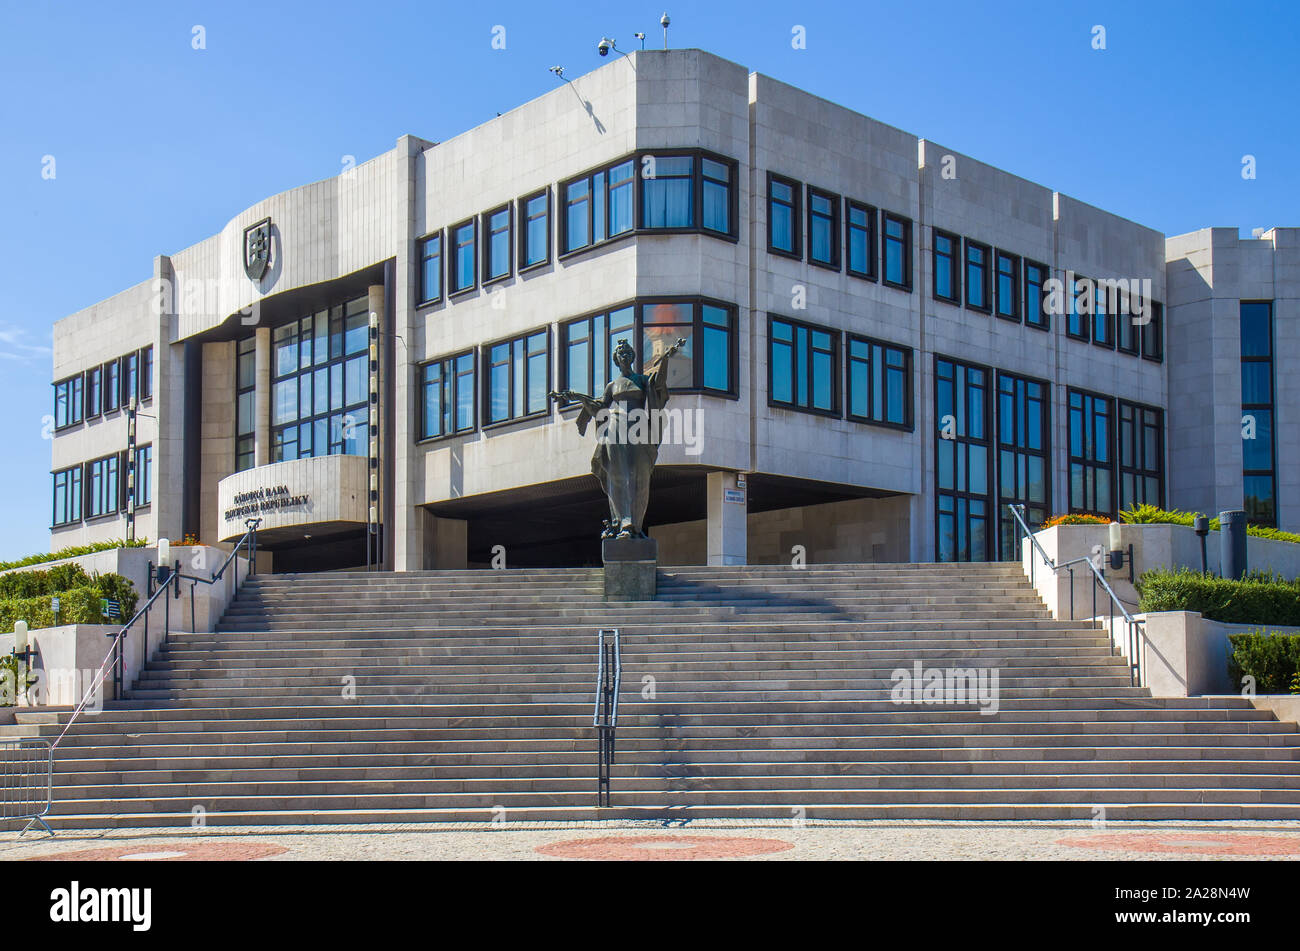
[{"x1": 0, "y1": 0, "x2": 1295, "y2": 558}]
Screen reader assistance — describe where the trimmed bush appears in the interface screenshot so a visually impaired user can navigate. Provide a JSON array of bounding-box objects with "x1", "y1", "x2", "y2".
[
  {"x1": 1137, "y1": 568, "x2": 1300, "y2": 626},
  {"x1": 0, "y1": 564, "x2": 92, "y2": 600},
  {"x1": 1118, "y1": 503, "x2": 1300, "y2": 544},
  {"x1": 0, "y1": 538, "x2": 148, "y2": 572},
  {"x1": 1227, "y1": 631, "x2": 1300, "y2": 695},
  {"x1": 0, "y1": 573, "x2": 139, "y2": 631}
]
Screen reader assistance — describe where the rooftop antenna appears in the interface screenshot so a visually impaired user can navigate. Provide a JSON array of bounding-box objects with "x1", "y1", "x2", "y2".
[{"x1": 660, "y1": 12, "x2": 670, "y2": 50}]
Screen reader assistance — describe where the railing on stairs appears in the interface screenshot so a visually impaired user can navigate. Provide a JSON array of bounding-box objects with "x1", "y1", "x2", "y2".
[
  {"x1": 1007, "y1": 503, "x2": 1148, "y2": 688},
  {"x1": 593, "y1": 628, "x2": 622, "y2": 807},
  {"x1": 170, "y1": 518, "x2": 263, "y2": 635}
]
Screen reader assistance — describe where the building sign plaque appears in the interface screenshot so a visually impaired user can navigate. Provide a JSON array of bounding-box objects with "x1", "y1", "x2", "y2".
[{"x1": 223, "y1": 484, "x2": 309, "y2": 522}]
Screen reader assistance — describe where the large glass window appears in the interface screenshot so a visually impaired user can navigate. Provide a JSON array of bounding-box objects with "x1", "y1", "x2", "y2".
[
  {"x1": 1241, "y1": 301, "x2": 1276, "y2": 526},
  {"x1": 1068, "y1": 388, "x2": 1114, "y2": 517},
  {"x1": 417, "y1": 232, "x2": 442, "y2": 304},
  {"x1": 235, "y1": 335, "x2": 256, "y2": 472},
  {"x1": 123, "y1": 350, "x2": 140, "y2": 406},
  {"x1": 519, "y1": 190, "x2": 550, "y2": 269},
  {"x1": 1024, "y1": 260, "x2": 1050, "y2": 331},
  {"x1": 419, "y1": 351, "x2": 476, "y2": 440},
  {"x1": 270, "y1": 296, "x2": 370, "y2": 462},
  {"x1": 964, "y1": 239, "x2": 990, "y2": 311},
  {"x1": 485, "y1": 329, "x2": 550, "y2": 426},
  {"x1": 52, "y1": 466, "x2": 82, "y2": 526},
  {"x1": 561, "y1": 299, "x2": 734, "y2": 397},
  {"x1": 449, "y1": 219, "x2": 476, "y2": 294},
  {"x1": 767, "y1": 174, "x2": 801, "y2": 257},
  {"x1": 1118, "y1": 400, "x2": 1164, "y2": 512},
  {"x1": 562, "y1": 159, "x2": 635, "y2": 254},
  {"x1": 701, "y1": 158, "x2": 731, "y2": 234},
  {"x1": 847, "y1": 335, "x2": 911, "y2": 429},
  {"x1": 996, "y1": 372, "x2": 1050, "y2": 559},
  {"x1": 642, "y1": 155, "x2": 693, "y2": 229},
  {"x1": 883, "y1": 213, "x2": 912, "y2": 290},
  {"x1": 846, "y1": 200, "x2": 876, "y2": 280},
  {"x1": 133, "y1": 445, "x2": 153, "y2": 507},
  {"x1": 483, "y1": 206, "x2": 511, "y2": 283},
  {"x1": 85, "y1": 454, "x2": 119, "y2": 519},
  {"x1": 54, "y1": 375, "x2": 83, "y2": 429},
  {"x1": 769, "y1": 316, "x2": 837, "y2": 415},
  {"x1": 995, "y1": 250, "x2": 1020, "y2": 322},
  {"x1": 932, "y1": 229, "x2": 959, "y2": 303},
  {"x1": 103, "y1": 358, "x2": 120, "y2": 412},
  {"x1": 807, "y1": 187, "x2": 839, "y2": 269},
  {"x1": 935, "y1": 358, "x2": 992, "y2": 562}
]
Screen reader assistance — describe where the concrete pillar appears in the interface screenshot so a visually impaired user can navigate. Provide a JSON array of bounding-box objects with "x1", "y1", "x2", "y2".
[
  {"x1": 253, "y1": 327, "x2": 271, "y2": 466},
  {"x1": 706, "y1": 470, "x2": 747, "y2": 565}
]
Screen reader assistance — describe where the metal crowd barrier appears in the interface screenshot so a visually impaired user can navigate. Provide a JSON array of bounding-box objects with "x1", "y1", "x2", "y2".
[{"x1": 0, "y1": 738, "x2": 53, "y2": 836}]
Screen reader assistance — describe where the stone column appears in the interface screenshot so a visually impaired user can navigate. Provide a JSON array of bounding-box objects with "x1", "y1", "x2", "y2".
[
  {"x1": 706, "y1": 470, "x2": 747, "y2": 565},
  {"x1": 254, "y1": 327, "x2": 271, "y2": 466}
]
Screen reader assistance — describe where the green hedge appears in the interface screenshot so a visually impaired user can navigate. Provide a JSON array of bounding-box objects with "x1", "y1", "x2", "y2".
[
  {"x1": 0, "y1": 538, "x2": 148, "y2": 572},
  {"x1": 0, "y1": 564, "x2": 92, "y2": 600},
  {"x1": 1227, "y1": 631, "x2": 1300, "y2": 694},
  {"x1": 0, "y1": 574, "x2": 139, "y2": 631},
  {"x1": 1120, "y1": 503, "x2": 1300, "y2": 544},
  {"x1": 1137, "y1": 568, "x2": 1300, "y2": 626}
]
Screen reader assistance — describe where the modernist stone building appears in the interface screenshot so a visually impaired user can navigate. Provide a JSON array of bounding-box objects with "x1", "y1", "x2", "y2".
[{"x1": 47, "y1": 49, "x2": 1297, "y2": 571}]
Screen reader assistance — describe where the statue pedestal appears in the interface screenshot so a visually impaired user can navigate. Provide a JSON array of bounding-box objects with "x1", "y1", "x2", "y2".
[{"x1": 602, "y1": 537, "x2": 657, "y2": 601}]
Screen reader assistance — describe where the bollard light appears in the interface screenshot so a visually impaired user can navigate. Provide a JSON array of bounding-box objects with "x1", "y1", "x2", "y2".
[
  {"x1": 157, "y1": 537, "x2": 170, "y2": 566},
  {"x1": 1193, "y1": 514, "x2": 1210, "y2": 574},
  {"x1": 1107, "y1": 521, "x2": 1124, "y2": 570},
  {"x1": 14, "y1": 620, "x2": 28, "y2": 655}
]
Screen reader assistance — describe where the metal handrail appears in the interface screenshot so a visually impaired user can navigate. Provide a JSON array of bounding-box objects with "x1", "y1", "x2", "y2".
[
  {"x1": 210, "y1": 518, "x2": 262, "y2": 586},
  {"x1": 1007, "y1": 504, "x2": 1147, "y2": 687},
  {"x1": 593, "y1": 628, "x2": 622, "y2": 806}
]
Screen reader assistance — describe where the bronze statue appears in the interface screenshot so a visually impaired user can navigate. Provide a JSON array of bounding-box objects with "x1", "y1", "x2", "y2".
[{"x1": 550, "y1": 336, "x2": 687, "y2": 539}]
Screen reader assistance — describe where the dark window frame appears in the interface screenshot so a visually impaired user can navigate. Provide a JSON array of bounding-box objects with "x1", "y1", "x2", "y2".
[
  {"x1": 934, "y1": 355, "x2": 995, "y2": 563},
  {"x1": 766, "y1": 171, "x2": 803, "y2": 260},
  {"x1": 963, "y1": 238, "x2": 992, "y2": 313},
  {"x1": 1066, "y1": 275, "x2": 1091, "y2": 342},
  {"x1": 844, "y1": 199, "x2": 877, "y2": 282},
  {"x1": 994, "y1": 249, "x2": 1021, "y2": 323},
  {"x1": 1240, "y1": 300, "x2": 1277, "y2": 526},
  {"x1": 932, "y1": 228, "x2": 961, "y2": 305},
  {"x1": 517, "y1": 188, "x2": 552, "y2": 273},
  {"x1": 132, "y1": 443, "x2": 153, "y2": 508},
  {"x1": 767, "y1": 314, "x2": 841, "y2": 418},
  {"x1": 1092, "y1": 280, "x2": 1117, "y2": 350},
  {"x1": 1023, "y1": 259, "x2": 1050, "y2": 332},
  {"x1": 1067, "y1": 387, "x2": 1116, "y2": 518},
  {"x1": 882, "y1": 212, "x2": 913, "y2": 291},
  {"x1": 448, "y1": 218, "x2": 478, "y2": 297},
  {"x1": 481, "y1": 326, "x2": 552, "y2": 430},
  {"x1": 84, "y1": 452, "x2": 120, "y2": 521},
  {"x1": 416, "y1": 230, "x2": 444, "y2": 306},
  {"x1": 51, "y1": 465, "x2": 82, "y2": 528},
  {"x1": 416, "y1": 349, "x2": 478, "y2": 443},
  {"x1": 481, "y1": 203, "x2": 513, "y2": 286},
  {"x1": 995, "y1": 370, "x2": 1052, "y2": 559},
  {"x1": 1141, "y1": 301, "x2": 1164, "y2": 363},
  {"x1": 235, "y1": 334, "x2": 256, "y2": 472},
  {"x1": 84, "y1": 364, "x2": 103, "y2": 419},
  {"x1": 1117, "y1": 399, "x2": 1165, "y2": 513},
  {"x1": 845, "y1": 333, "x2": 913, "y2": 431},
  {"x1": 140, "y1": 345, "x2": 154, "y2": 401},
  {"x1": 53, "y1": 373, "x2": 84, "y2": 431},
  {"x1": 806, "y1": 185, "x2": 841, "y2": 271}
]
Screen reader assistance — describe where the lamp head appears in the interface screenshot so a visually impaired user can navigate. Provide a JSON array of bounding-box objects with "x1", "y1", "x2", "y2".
[
  {"x1": 157, "y1": 537, "x2": 170, "y2": 566},
  {"x1": 1193, "y1": 514, "x2": 1209, "y2": 537},
  {"x1": 14, "y1": 620, "x2": 27, "y2": 653}
]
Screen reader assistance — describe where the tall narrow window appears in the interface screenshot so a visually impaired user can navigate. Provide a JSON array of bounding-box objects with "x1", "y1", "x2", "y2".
[
  {"x1": 53, "y1": 375, "x2": 84, "y2": 429},
  {"x1": 418, "y1": 232, "x2": 443, "y2": 304},
  {"x1": 85, "y1": 454, "x2": 120, "y2": 519},
  {"x1": 607, "y1": 160, "x2": 635, "y2": 236},
  {"x1": 882, "y1": 213, "x2": 912, "y2": 290},
  {"x1": 1118, "y1": 400, "x2": 1164, "y2": 512},
  {"x1": 847, "y1": 335, "x2": 912, "y2": 429},
  {"x1": 845, "y1": 201, "x2": 876, "y2": 280},
  {"x1": 52, "y1": 466, "x2": 82, "y2": 526},
  {"x1": 133, "y1": 445, "x2": 153, "y2": 507},
  {"x1": 1116, "y1": 285, "x2": 1140, "y2": 354},
  {"x1": 485, "y1": 329, "x2": 550, "y2": 426},
  {"x1": 807, "y1": 187, "x2": 839, "y2": 269},
  {"x1": 1241, "y1": 301, "x2": 1276, "y2": 526},
  {"x1": 235, "y1": 335, "x2": 256, "y2": 472},
  {"x1": 932, "y1": 229, "x2": 960, "y2": 303},
  {"x1": 1067, "y1": 276, "x2": 1091, "y2": 341},
  {"x1": 996, "y1": 372, "x2": 1051, "y2": 559},
  {"x1": 519, "y1": 190, "x2": 550, "y2": 270},
  {"x1": 563, "y1": 177, "x2": 591, "y2": 253},
  {"x1": 419, "y1": 351, "x2": 476, "y2": 439},
  {"x1": 964, "y1": 239, "x2": 990, "y2": 312},
  {"x1": 995, "y1": 250, "x2": 1020, "y2": 322},
  {"x1": 1142, "y1": 302, "x2": 1164, "y2": 362},
  {"x1": 449, "y1": 220, "x2": 476, "y2": 294},
  {"x1": 122, "y1": 350, "x2": 140, "y2": 406},
  {"x1": 767, "y1": 174, "x2": 801, "y2": 257},
  {"x1": 701, "y1": 158, "x2": 731, "y2": 234},
  {"x1": 85, "y1": 365, "x2": 103, "y2": 418},
  {"x1": 1024, "y1": 260, "x2": 1050, "y2": 331},
  {"x1": 1068, "y1": 388, "x2": 1114, "y2": 517},
  {"x1": 1093, "y1": 280, "x2": 1116, "y2": 349},
  {"x1": 768, "y1": 316, "x2": 838, "y2": 415},
  {"x1": 140, "y1": 346, "x2": 154, "y2": 400},
  {"x1": 935, "y1": 358, "x2": 992, "y2": 562},
  {"x1": 483, "y1": 206, "x2": 511, "y2": 283}
]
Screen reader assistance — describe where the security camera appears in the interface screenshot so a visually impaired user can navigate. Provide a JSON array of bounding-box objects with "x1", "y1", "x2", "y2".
[{"x1": 598, "y1": 38, "x2": 611, "y2": 56}]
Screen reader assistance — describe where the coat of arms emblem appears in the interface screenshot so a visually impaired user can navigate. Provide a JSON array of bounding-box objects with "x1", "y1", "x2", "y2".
[{"x1": 243, "y1": 217, "x2": 272, "y2": 281}]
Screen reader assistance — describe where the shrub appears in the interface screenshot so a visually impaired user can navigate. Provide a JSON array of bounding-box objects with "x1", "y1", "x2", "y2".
[
  {"x1": 0, "y1": 574, "x2": 139, "y2": 631},
  {"x1": 1227, "y1": 631, "x2": 1300, "y2": 695},
  {"x1": 1117, "y1": 504, "x2": 1299, "y2": 545},
  {"x1": 0, "y1": 564, "x2": 92, "y2": 600},
  {"x1": 1249, "y1": 525, "x2": 1300, "y2": 545},
  {"x1": 0, "y1": 538, "x2": 148, "y2": 572},
  {"x1": 1137, "y1": 567, "x2": 1300, "y2": 626},
  {"x1": 1293, "y1": 671, "x2": 1300, "y2": 695},
  {"x1": 1042, "y1": 513, "x2": 1110, "y2": 528}
]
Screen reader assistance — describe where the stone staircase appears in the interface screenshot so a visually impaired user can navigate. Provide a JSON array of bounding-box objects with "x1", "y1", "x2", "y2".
[{"x1": 6, "y1": 563, "x2": 1300, "y2": 828}]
